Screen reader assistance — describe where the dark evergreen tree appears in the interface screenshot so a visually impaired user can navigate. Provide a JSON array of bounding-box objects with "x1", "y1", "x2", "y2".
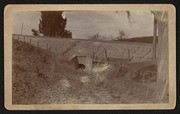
[{"x1": 32, "y1": 11, "x2": 72, "y2": 38}]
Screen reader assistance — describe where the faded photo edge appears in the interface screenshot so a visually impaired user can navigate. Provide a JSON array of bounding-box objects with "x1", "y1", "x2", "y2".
[{"x1": 4, "y1": 4, "x2": 176, "y2": 110}]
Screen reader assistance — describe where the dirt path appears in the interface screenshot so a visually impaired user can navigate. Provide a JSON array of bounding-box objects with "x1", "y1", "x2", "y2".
[{"x1": 33, "y1": 73, "x2": 123, "y2": 104}]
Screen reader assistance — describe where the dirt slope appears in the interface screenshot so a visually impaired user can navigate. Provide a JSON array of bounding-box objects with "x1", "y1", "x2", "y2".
[{"x1": 12, "y1": 39, "x2": 158, "y2": 104}]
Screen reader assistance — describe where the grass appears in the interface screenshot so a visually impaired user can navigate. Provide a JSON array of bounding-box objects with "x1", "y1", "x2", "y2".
[{"x1": 12, "y1": 39, "x2": 159, "y2": 104}]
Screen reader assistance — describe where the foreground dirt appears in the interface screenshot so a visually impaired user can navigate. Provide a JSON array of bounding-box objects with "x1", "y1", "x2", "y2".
[{"x1": 12, "y1": 40, "x2": 158, "y2": 104}]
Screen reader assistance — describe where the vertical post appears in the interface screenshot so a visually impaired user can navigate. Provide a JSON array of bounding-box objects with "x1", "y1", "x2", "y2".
[
  {"x1": 128, "y1": 49, "x2": 130, "y2": 61},
  {"x1": 17, "y1": 36, "x2": 19, "y2": 41},
  {"x1": 23, "y1": 36, "x2": 25, "y2": 42},
  {"x1": 105, "y1": 50, "x2": 108, "y2": 64},
  {"x1": 29, "y1": 38, "x2": 31, "y2": 44},
  {"x1": 92, "y1": 52, "x2": 94, "y2": 68},
  {"x1": 153, "y1": 17, "x2": 157, "y2": 60},
  {"x1": 21, "y1": 22, "x2": 23, "y2": 35}
]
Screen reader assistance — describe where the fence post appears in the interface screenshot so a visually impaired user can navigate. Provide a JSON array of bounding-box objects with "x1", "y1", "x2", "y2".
[
  {"x1": 128, "y1": 49, "x2": 130, "y2": 61},
  {"x1": 17, "y1": 35, "x2": 19, "y2": 41},
  {"x1": 92, "y1": 52, "x2": 95, "y2": 68},
  {"x1": 30, "y1": 38, "x2": 31, "y2": 44},
  {"x1": 23, "y1": 36, "x2": 25, "y2": 42},
  {"x1": 105, "y1": 50, "x2": 109, "y2": 64}
]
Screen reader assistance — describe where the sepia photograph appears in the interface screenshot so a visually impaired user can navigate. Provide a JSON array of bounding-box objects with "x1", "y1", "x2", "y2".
[{"x1": 4, "y1": 5, "x2": 176, "y2": 110}]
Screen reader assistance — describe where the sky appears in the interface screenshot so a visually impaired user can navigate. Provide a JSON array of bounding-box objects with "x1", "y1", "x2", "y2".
[{"x1": 12, "y1": 11, "x2": 154, "y2": 39}]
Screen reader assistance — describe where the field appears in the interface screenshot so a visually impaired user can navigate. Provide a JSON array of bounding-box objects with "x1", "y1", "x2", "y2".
[{"x1": 12, "y1": 39, "x2": 158, "y2": 104}]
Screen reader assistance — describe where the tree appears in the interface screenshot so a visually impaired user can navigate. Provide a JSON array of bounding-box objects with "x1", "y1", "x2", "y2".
[
  {"x1": 152, "y1": 11, "x2": 168, "y2": 102},
  {"x1": 88, "y1": 33, "x2": 101, "y2": 41},
  {"x1": 118, "y1": 11, "x2": 168, "y2": 102},
  {"x1": 153, "y1": 15, "x2": 158, "y2": 60},
  {"x1": 32, "y1": 11, "x2": 72, "y2": 38},
  {"x1": 61, "y1": 30, "x2": 72, "y2": 38}
]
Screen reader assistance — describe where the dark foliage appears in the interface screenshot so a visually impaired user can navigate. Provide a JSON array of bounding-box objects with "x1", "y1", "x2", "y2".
[{"x1": 32, "y1": 11, "x2": 72, "y2": 38}]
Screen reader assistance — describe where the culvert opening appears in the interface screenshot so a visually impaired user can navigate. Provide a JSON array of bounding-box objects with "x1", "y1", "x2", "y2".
[{"x1": 77, "y1": 63, "x2": 86, "y2": 70}]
